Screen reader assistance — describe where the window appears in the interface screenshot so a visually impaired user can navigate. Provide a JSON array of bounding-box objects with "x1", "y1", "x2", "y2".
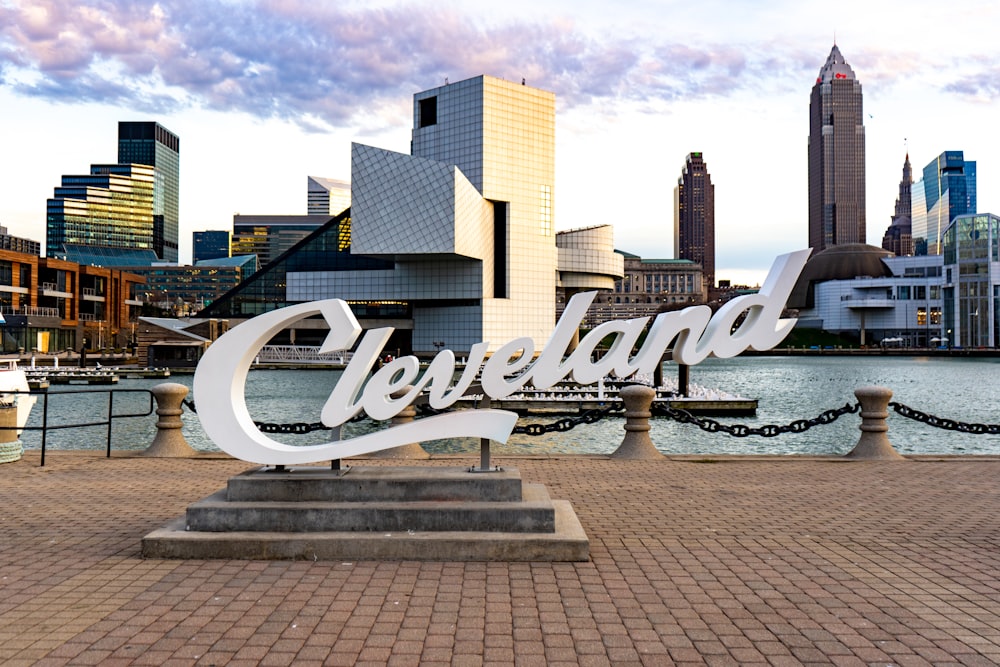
[{"x1": 419, "y1": 97, "x2": 437, "y2": 127}]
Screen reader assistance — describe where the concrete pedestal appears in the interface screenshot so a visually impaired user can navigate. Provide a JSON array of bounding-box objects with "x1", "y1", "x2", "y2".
[
  {"x1": 142, "y1": 466, "x2": 589, "y2": 561},
  {"x1": 0, "y1": 405, "x2": 21, "y2": 464},
  {"x1": 141, "y1": 383, "x2": 197, "y2": 458}
]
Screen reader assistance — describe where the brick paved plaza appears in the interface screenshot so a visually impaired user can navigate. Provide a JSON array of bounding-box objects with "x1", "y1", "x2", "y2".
[{"x1": 2, "y1": 450, "x2": 999, "y2": 666}]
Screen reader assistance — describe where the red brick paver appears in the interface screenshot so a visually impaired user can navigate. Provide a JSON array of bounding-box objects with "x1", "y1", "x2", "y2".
[{"x1": 2, "y1": 451, "x2": 1000, "y2": 665}]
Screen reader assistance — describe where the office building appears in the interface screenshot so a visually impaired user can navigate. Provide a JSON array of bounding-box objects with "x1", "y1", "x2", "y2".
[
  {"x1": 674, "y1": 152, "x2": 715, "y2": 288},
  {"x1": 47, "y1": 163, "x2": 155, "y2": 258},
  {"x1": 201, "y1": 75, "x2": 622, "y2": 356},
  {"x1": 140, "y1": 255, "x2": 259, "y2": 316},
  {"x1": 911, "y1": 151, "x2": 976, "y2": 255},
  {"x1": 307, "y1": 177, "x2": 351, "y2": 215},
  {"x1": 193, "y1": 230, "x2": 231, "y2": 263},
  {"x1": 231, "y1": 215, "x2": 333, "y2": 269},
  {"x1": 559, "y1": 252, "x2": 704, "y2": 329},
  {"x1": 0, "y1": 226, "x2": 41, "y2": 256},
  {"x1": 942, "y1": 213, "x2": 1000, "y2": 348},
  {"x1": 118, "y1": 122, "x2": 180, "y2": 261},
  {"x1": 881, "y1": 154, "x2": 914, "y2": 256},
  {"x1": 808, "y1": 45, "x2": 866, "y2": 251}
]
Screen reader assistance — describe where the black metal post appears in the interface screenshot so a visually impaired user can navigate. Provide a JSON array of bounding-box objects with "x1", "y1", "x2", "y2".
[
  {"x1": 105, "y1": 390, "x2": 114, "y2": 458},
  {"x1": 40, "y1": 392, "x2": 49, "y2": 467},
  {"x1": 678, "y1": 364, "x2": 690, "y2": 397}
]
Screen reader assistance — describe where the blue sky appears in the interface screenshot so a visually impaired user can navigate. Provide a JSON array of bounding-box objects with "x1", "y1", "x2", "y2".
[{"x1": 2, "y1": 0, "x2": 999, "y2": 285}]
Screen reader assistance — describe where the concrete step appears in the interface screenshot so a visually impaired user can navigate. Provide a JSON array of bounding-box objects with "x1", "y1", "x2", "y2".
[
  {"x1": 142, "y1": 500, "x2": 589, "y2": 561},
  {"x1": 186, "y1": 483, "x2": 555, "y2": 533},
  {"x1": 226, "y1": 465, "x2": 524, "y2": 502},
  {"x1": 142, "y1": 465, "x2": 591, "y2": 562}
]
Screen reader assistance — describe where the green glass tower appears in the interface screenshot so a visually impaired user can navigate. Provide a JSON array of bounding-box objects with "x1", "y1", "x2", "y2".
[{"x1": 118, "y1": 122, "x2": 180, "y2": 261}]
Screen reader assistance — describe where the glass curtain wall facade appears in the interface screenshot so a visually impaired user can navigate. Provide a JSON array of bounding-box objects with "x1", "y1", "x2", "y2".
[
  {"x1": 200, "y1": 209, "x2": 396, "y2": 320},
  {"x1": 808, "y1": 45, "x2": 866, "y2": 252},
  {"x1": 193, "y1": 230, "x2": 231, "y2": 263},
  {"x1": 674, "y1": 152, "x2": 715, "y2": 288},
  {"x1": 911, "y1": 151, "x2": 976, "y2": 256},
  {"x1": 942, "y1": 213, "x2": 1000, "y2": 348},
  {"x1": 231, "y1": 215, "x2": 333, "y2": 269},
  {"x1": 118, "y1": 122, "x2": 180, "y2": 261},
  {"x1": 46, "y1": 164, "x2": 155, "y2": 257}
]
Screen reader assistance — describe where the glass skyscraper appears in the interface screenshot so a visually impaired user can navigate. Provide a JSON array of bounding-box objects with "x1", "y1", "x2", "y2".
[
  {"x1": 118, "y1": 122, "x2": 180, "y2": 261},
  {"x1": 46, "y1": 164, "x2": 155, "y2": 257},
  {"x1": 911, "y1": 151, "x2": 976, "y2": 256},
  {"x1": 942, "y1": 213, "x2": 999, "y2": 347},
  {"x1": 674, "y1": 152, "x2": 714, "y2": 289},
  {"x1": 808, "y1": 45, "x2": 866, "y2": 252}
]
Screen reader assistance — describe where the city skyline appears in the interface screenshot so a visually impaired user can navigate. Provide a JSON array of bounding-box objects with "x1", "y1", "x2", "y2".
[{"x1": 2, "y1": 0, "x2": 1000, "y2": 285}]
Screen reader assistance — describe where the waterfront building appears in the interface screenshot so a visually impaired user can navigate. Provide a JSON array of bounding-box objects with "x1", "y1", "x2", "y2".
[
  {"x1": 0, "y1": 246, "x2": 144, "y2": 353},
  {"x1": 808, "y1": 45, "x2": 866, "y2": 252},
  {"x1": 941, "y1": 213, "x2": 1000, "y2": 348},
  {"x1": 118, "y1": 122, "x2": 180, "y2": 262},
  {"x1": 881, "y1": 154, "x2": 914, "y2": 256},
  {"x1": 790, "y1": 244, "x2": 943, "y2": 347},
  {"x1": 231, "y1": 215, "x2": 333, "y2": 269},
  {"x1": 559, "y1": 252, "x2": 704, "y2": 329},
  {"x1": 200, "y1": 75, "x2": 622, "y2": 356},
  {"x1": 674, "y1": 152, "x2": 715, "y2": 288},
  {"x1": 193, "y1": 231, "x2": 231, "y2": 263},
  {"x1": 911, "y1": 151, "x2": 976, "y2": 256},
  {"x1": 46, "y1": 163, "x2": 155, "y2": 258},
  {"x1": 307, "y1": 177, "x2": 351, "y2": 215}
]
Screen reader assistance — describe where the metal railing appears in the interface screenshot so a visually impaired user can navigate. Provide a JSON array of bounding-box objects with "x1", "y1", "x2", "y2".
[
  {"x1": 255, "y1": 345, "x2": 354, "y2": 365},
  {"x1": 12, "y1": 388, "x2": 155, "y2": 466}
]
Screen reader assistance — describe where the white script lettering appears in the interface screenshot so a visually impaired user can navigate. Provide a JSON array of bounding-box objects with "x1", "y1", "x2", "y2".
[{"x1": 193, "y1": 249, "x2": 809, "y2": 464}]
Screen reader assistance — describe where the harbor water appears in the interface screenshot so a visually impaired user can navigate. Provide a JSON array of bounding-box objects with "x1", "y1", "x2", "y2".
[{"x1": 17, "y1": 355, "x2": 1000, "y2": 457}]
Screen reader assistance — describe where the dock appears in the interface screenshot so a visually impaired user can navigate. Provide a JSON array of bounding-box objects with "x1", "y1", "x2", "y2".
[
  {"x1": 25, "y1": 369, "x2": 119, "y2": 385},
  {"x1": 452, "y1": 392, "x2": 757, "y2": 416}
]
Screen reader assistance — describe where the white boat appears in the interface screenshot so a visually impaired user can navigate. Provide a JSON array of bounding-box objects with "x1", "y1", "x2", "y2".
[{"x1": 0, "y1": 359, "x2": 37, "y2": 434}]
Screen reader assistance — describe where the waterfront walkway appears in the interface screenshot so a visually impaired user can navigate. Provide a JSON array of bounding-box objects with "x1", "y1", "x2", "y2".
[{"x1": 2, "y1": 451, "x2": 1000, "y2": 666}]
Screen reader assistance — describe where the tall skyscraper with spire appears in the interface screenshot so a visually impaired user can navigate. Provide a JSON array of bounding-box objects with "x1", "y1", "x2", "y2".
[
  {"x1": 881, "y1": 154, "x2": 914, "y2": 256},
  {"x1": 674, "y1": 152, "x2": 715, "y2": 289},
  {"x1": 808, "y1": 45, "x2": 866, "y2": 252}
]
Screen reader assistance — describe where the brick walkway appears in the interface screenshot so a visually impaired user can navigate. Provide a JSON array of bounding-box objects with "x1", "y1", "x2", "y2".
[{"x1": 2, "y1": 451, "x2": 999, "y2": 666}]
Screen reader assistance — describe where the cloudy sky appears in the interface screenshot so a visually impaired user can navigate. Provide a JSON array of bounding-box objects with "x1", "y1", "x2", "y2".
[{"x1": 2, "y1": 0, "x2": 999, "y2": 285}]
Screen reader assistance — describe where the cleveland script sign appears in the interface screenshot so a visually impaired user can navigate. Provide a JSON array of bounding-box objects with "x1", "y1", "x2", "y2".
[{"x1": 193, "y1": 249, "x2": 810, "y2": 464}]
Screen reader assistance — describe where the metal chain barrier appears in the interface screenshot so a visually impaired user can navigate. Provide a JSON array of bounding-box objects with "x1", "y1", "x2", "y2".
[
  {"x1": 182, "y1": 399, "x2": 363, "y2": 433},
  {"x1": 511, "y1": 403, "x2": 624, "y2": 436},
  {"x1": 889, "y1": 402, "x2": 1000, "y2": 435},
  {"x1": 183, "y1": 394, "x2": 894, "y2": 440},
  {"x1": 651, "y1": 401, "x2": 860, "y2": 437}
]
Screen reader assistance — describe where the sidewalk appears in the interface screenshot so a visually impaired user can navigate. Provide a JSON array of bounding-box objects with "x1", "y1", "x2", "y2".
[{"x1": 2, "y1": 450, "x2": 999, "y2": 666}]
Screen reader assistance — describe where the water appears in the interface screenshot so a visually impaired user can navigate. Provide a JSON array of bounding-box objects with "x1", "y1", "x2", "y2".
[{"x1": 18, "y1": 355, "x2": 1000, "y2": 456}]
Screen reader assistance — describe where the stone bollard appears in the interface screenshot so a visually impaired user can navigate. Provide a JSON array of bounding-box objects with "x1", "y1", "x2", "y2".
[
  {"x1": 141, "y1": 383, "x2": 197, "y2": 457},
  {"x1": 610, "y1": 385, "x2": 665, "y2": 459},
  {"x1": 845, "y1": 386, "x2": 905, "y2": 460},
  {"x1": 0, "y1": 404, "x2": 22, "y2": 464},
  {"x1": 368, "y1": 385, "x2": 430, "y2": 459}
]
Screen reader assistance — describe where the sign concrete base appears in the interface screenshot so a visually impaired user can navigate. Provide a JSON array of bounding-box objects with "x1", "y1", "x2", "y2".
[{"x1": 142, "y1": 466, "x2": 589, "y2": 561}]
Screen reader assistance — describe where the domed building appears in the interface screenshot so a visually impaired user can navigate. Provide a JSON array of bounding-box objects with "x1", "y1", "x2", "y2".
[{"x1": 789, "y1": 244, "x2": 943, "y2": 347}]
